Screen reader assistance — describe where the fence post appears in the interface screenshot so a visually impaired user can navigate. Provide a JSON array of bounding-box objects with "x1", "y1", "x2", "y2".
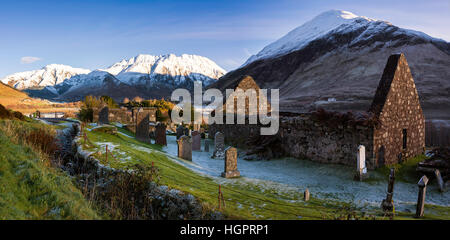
[{"x1": 105, "y1": 145, "x2": 108, "y2": 163}]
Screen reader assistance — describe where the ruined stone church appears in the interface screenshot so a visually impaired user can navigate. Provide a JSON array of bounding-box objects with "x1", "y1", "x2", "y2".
[{"x1": 209, "y1": 53, "x2": 425, "y2": 169}]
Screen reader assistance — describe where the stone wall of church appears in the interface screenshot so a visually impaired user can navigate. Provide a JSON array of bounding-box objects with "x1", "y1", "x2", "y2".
[{"x1": 209, "y1": 114, "x2": 376, "y2": 169}]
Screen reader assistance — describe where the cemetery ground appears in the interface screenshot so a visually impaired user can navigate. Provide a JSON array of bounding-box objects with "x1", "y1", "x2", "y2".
[{"x1": 79, "y1": 122, "x2": 450, "y2": 220}]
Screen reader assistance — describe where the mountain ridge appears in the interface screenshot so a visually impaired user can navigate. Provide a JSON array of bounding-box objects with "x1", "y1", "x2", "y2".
[
  {"x1": 1, "y1": 53, "x2": 227, "y2": 101},
  {"x1": 211, "y1": 10, "x2": 450, "y2": 120}
]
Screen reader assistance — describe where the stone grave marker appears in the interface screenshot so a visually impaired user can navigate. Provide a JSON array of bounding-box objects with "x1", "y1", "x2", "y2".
[
  {"x1": 415, "y1": 175, "x2": 429, "y2": 218},
  {"x1": 355, "y1": 145, "x2": 368, "y2": 181},
  {"x1": 177, "y1": 135, "x2": 192, "y2": 161},
  {"x1": 98, "y1": 106, "x2": 110, "y2": 125},
  {"x1": 434, "y1": 169, "x2": 445, "y2": 192},
  {"x1": 155, "y1": 122, "x2": 167, "y2": 146},
  {"x1": 204, "y1": 140, "x2": 210, "y2": 152},
  {"x1": 212, "y1": 132, "x2": 225, "y2": 159},
  {"x1": 221, "y1": 147, "x2": 240, "y2": 178},
  {"x1": 191, "y1": 131, "x2": 201, "y2": 151},
  {"x1": 135, "y1": 108, "x2": 150, "y2": 143},
  {"x1": 184, "y1": 127, "x2": 190, "y2": 137},
  {"x1": 176, "y1": 125, "x2": 184, "y2": 140},
  {"x1": 304, "y1": 188, "x2": 310, "y2": 201},
  {"x1": 381, "y1": 168, "x2": 395, "y2": 214}
]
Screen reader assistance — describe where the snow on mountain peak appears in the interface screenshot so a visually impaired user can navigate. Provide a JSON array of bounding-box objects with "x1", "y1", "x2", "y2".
[
  {"x1": 243, "y1": 10, "x2": 378, "y2": 65},
  {"x1": 1, "y1": 64, "x2": 90, "y2": 89},
  {"x1": 102, "y1": 53, "x2": 226, "y2": 85}
]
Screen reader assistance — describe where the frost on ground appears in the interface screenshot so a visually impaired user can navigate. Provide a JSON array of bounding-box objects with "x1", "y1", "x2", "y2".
[{"x1": 162, "y1": 135, "x2": 450, "y2": 212}]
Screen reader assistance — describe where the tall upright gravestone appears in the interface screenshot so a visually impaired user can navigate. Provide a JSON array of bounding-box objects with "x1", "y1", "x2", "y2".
[
  {"x1": 177, "y1": 135, "x2": 192, "y2": 161},
  {"x1": 212, "y1": 132, "x2": 225, "y2": 159},
  {"x1": 381, "y1": 168, "x2": 395, "y2": 214},
  {"x1": 135, "y1": 107, "x2": 151, "y2": 143},
  {"x1": 415, "y1": 175, "x2": 429, "y2": 218},
  {"x1": 98, "y1": 106, "x2": 110, "y2": 125},
  {"x1": 176, "y1": 125, "x2": 185, "y2": 140},
  {"x1": 204, "y1": 140, "x2": 210, "y2": 152},
  {"x1": 355, "y1": 145, "x2": 368, "y2": 181},
  {"x1": 221, "y1": 147, "x2": 240, "y2": 178},
  {"x1": 192, "y1": 131, "x2": 201, "y2": 151},
  {"x1": 184, "y1": 127, "x2": 190, "y2": 137},
  {"x1": 155, "y1": 122, "x2": 167, "y2": 146}
]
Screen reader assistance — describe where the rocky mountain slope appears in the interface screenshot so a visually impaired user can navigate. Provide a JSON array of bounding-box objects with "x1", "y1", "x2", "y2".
[
  {"x1": 211, "y1": 10, "x2": 450, "y2": 119},
  {"x1": 1, "y1": 54, "x2": 226, "y2": 101}
]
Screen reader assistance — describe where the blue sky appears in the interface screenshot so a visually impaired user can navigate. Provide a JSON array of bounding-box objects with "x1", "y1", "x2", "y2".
[{"x1": 0, "y1": 0, "x2": 449, "y2": 77}]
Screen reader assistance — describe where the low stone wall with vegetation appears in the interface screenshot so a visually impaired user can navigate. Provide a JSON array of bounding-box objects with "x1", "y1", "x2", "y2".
[{"x1": 209, "y1": 111, "x2": 377, "y2": 168}]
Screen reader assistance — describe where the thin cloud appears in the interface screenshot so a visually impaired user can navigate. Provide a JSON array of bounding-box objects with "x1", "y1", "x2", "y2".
[{"x1": 21, "y1": 56, "x2": 42, "y2": 64}]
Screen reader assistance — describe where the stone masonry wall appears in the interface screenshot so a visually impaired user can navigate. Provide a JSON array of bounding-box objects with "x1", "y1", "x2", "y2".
[
  {"x1": 209, "y1": 115, "x2": 376, "y2": 169},
  {"x1": 370, "y1": 54, "x2": 425, "y2": 166}
]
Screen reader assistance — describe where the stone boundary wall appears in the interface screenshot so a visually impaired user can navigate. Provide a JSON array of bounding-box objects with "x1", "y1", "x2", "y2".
[
  {"x1": 209, "y1": 115, "x2": 376, "y2": 169},
  {"x1": 109, "y1": 108, "x2": 133, "y2": 124}
]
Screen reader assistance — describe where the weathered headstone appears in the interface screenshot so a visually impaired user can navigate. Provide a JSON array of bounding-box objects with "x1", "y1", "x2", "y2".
[
  {"x1": 176, "y1": 125, "x2": 184, "y2": 139},
  {"x1": 221, "y1": 147, "x2": 240, "y2": 178},
  {"x1": 177, "y1": 135, "x2": 192, "y2": 161},
  {"x1": 212, "y1": 132, "x2": 225, "y2": 159},
  {"x1": 355, "y1": 145, "x2": 368, "y2": 181},
  {"x1": 98, "y1": 106, "x2": 109, "y2": 125},
  {"x1": 415, "y1": 175, "x2": 429, "y2": 218},
  {"x1": 204, "y1": 140, "x2": 210, "y2": 152},
  {"x1": 304, "y1": 188, "x2": 310, "y2": 201},
  {"x1": 434, "y1": 169, "x2": 445, "y2": 192},
  {"x1": 191, "y1": 131, "x2": 201, "y2": 151},
  {"x1": 135, "y1": 107, "x2": 150, "y2": 143},
  {"x1": 381, "y1": 168, "x2": 395, "y2": 214},
  {"x1": 155, "y1": 122, "x2": 167, "y2": 146}
]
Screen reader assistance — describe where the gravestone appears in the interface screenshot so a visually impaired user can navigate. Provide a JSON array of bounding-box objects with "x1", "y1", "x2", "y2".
[
  {"x1": 176, "y1": 125, "x2": 184, "y2": 139},
  {"x1": 212, "y1": 132, "x2": 225, "y2": 159},
  {"x1": 184, "y1": 127, "x2": 190, "y2": 137},
  {"x1": 98, "y1": 106, "x2": 110, "y2": 125},
  {"x1": 221, "y1": 147, "x2": 240, "y2": 178},
  {"x1": 191, "y1": 131, "x2": 201, "y2": 151},
  {"x1": 177, "y1": 135, "x2": 192, "y2": 161},
  {"x1": 204, "y1": 140, "x2": 210, "y2": 152},
  {"x1": 381, "y1": 168, "x2": 395, "y2": 214},
  {"x1": 355, "y1": 145, "x2": 368, "y2": 181},
  {"x1": 304, "y1": 188, "x2": 310, "y2": 201},
  {"x1": 434, "y1": 169, "x2": 445, "y2": 192},
  {"x1": 415, "y1": 175, "x2": 429, "y2": 218},
  {"x1": 135, "y1": 108, "x2": 150, "y2": 143},
  {"x1": 155, "y1": 122, "x2": 167, "y2": 146}
]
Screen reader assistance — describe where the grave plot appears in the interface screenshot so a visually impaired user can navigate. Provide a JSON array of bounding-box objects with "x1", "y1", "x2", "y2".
[
  {"x1": 163, "y1": 135, "x2": 450, "y2": 215},
  {"x1": 78, "y1": 124, "x2": 450, "y2": 219}
]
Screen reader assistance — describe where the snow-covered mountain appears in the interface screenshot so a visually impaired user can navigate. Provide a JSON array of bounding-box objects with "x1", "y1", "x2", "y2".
[
  {"x1": 102, "y1": 54, "x2": 225, "y2": 86},
  {"x1": 210, "y1": 10, "x2": 450, "y2": 119},
  {"x1": 1, "y1": 64, "x2": 90, "y2": 90},
  {"x1": 1, "y1": 54, "x2": 226, "y2": 101},
  {"x1": 244, "y1": 10, "x2": 447, "y2": 65}
]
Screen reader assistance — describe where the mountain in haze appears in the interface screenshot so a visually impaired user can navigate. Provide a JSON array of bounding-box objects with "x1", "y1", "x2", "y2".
[
  {"x1": 1, "y1": 54, "x2": 226, "y2": 101},
  {"x1": 210, "y1": 10, "x2": 450, "y2": 120}
]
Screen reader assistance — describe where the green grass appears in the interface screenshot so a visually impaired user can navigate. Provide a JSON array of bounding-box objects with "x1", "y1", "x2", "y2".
[
  {"x1": 0, "y1": 120, "x2": 99, "y2": 220},
  {"x1": 80, "y1": 124, "x2": 443, "y2": 220},
  {"x1": 375, "y1": 155, "x2": 427, "y2": 183}
]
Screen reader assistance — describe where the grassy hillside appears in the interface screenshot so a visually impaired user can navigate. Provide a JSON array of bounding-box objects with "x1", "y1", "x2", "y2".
[
  {"x1": 0, "y1": 119, "x2": 99, "y2": 219},
  {"x1": 0, "y1": 82, "x2": 80, "y2": 116},
  {"x1": 0, "y1": 82, "x2": 29, "y2": 102}
]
